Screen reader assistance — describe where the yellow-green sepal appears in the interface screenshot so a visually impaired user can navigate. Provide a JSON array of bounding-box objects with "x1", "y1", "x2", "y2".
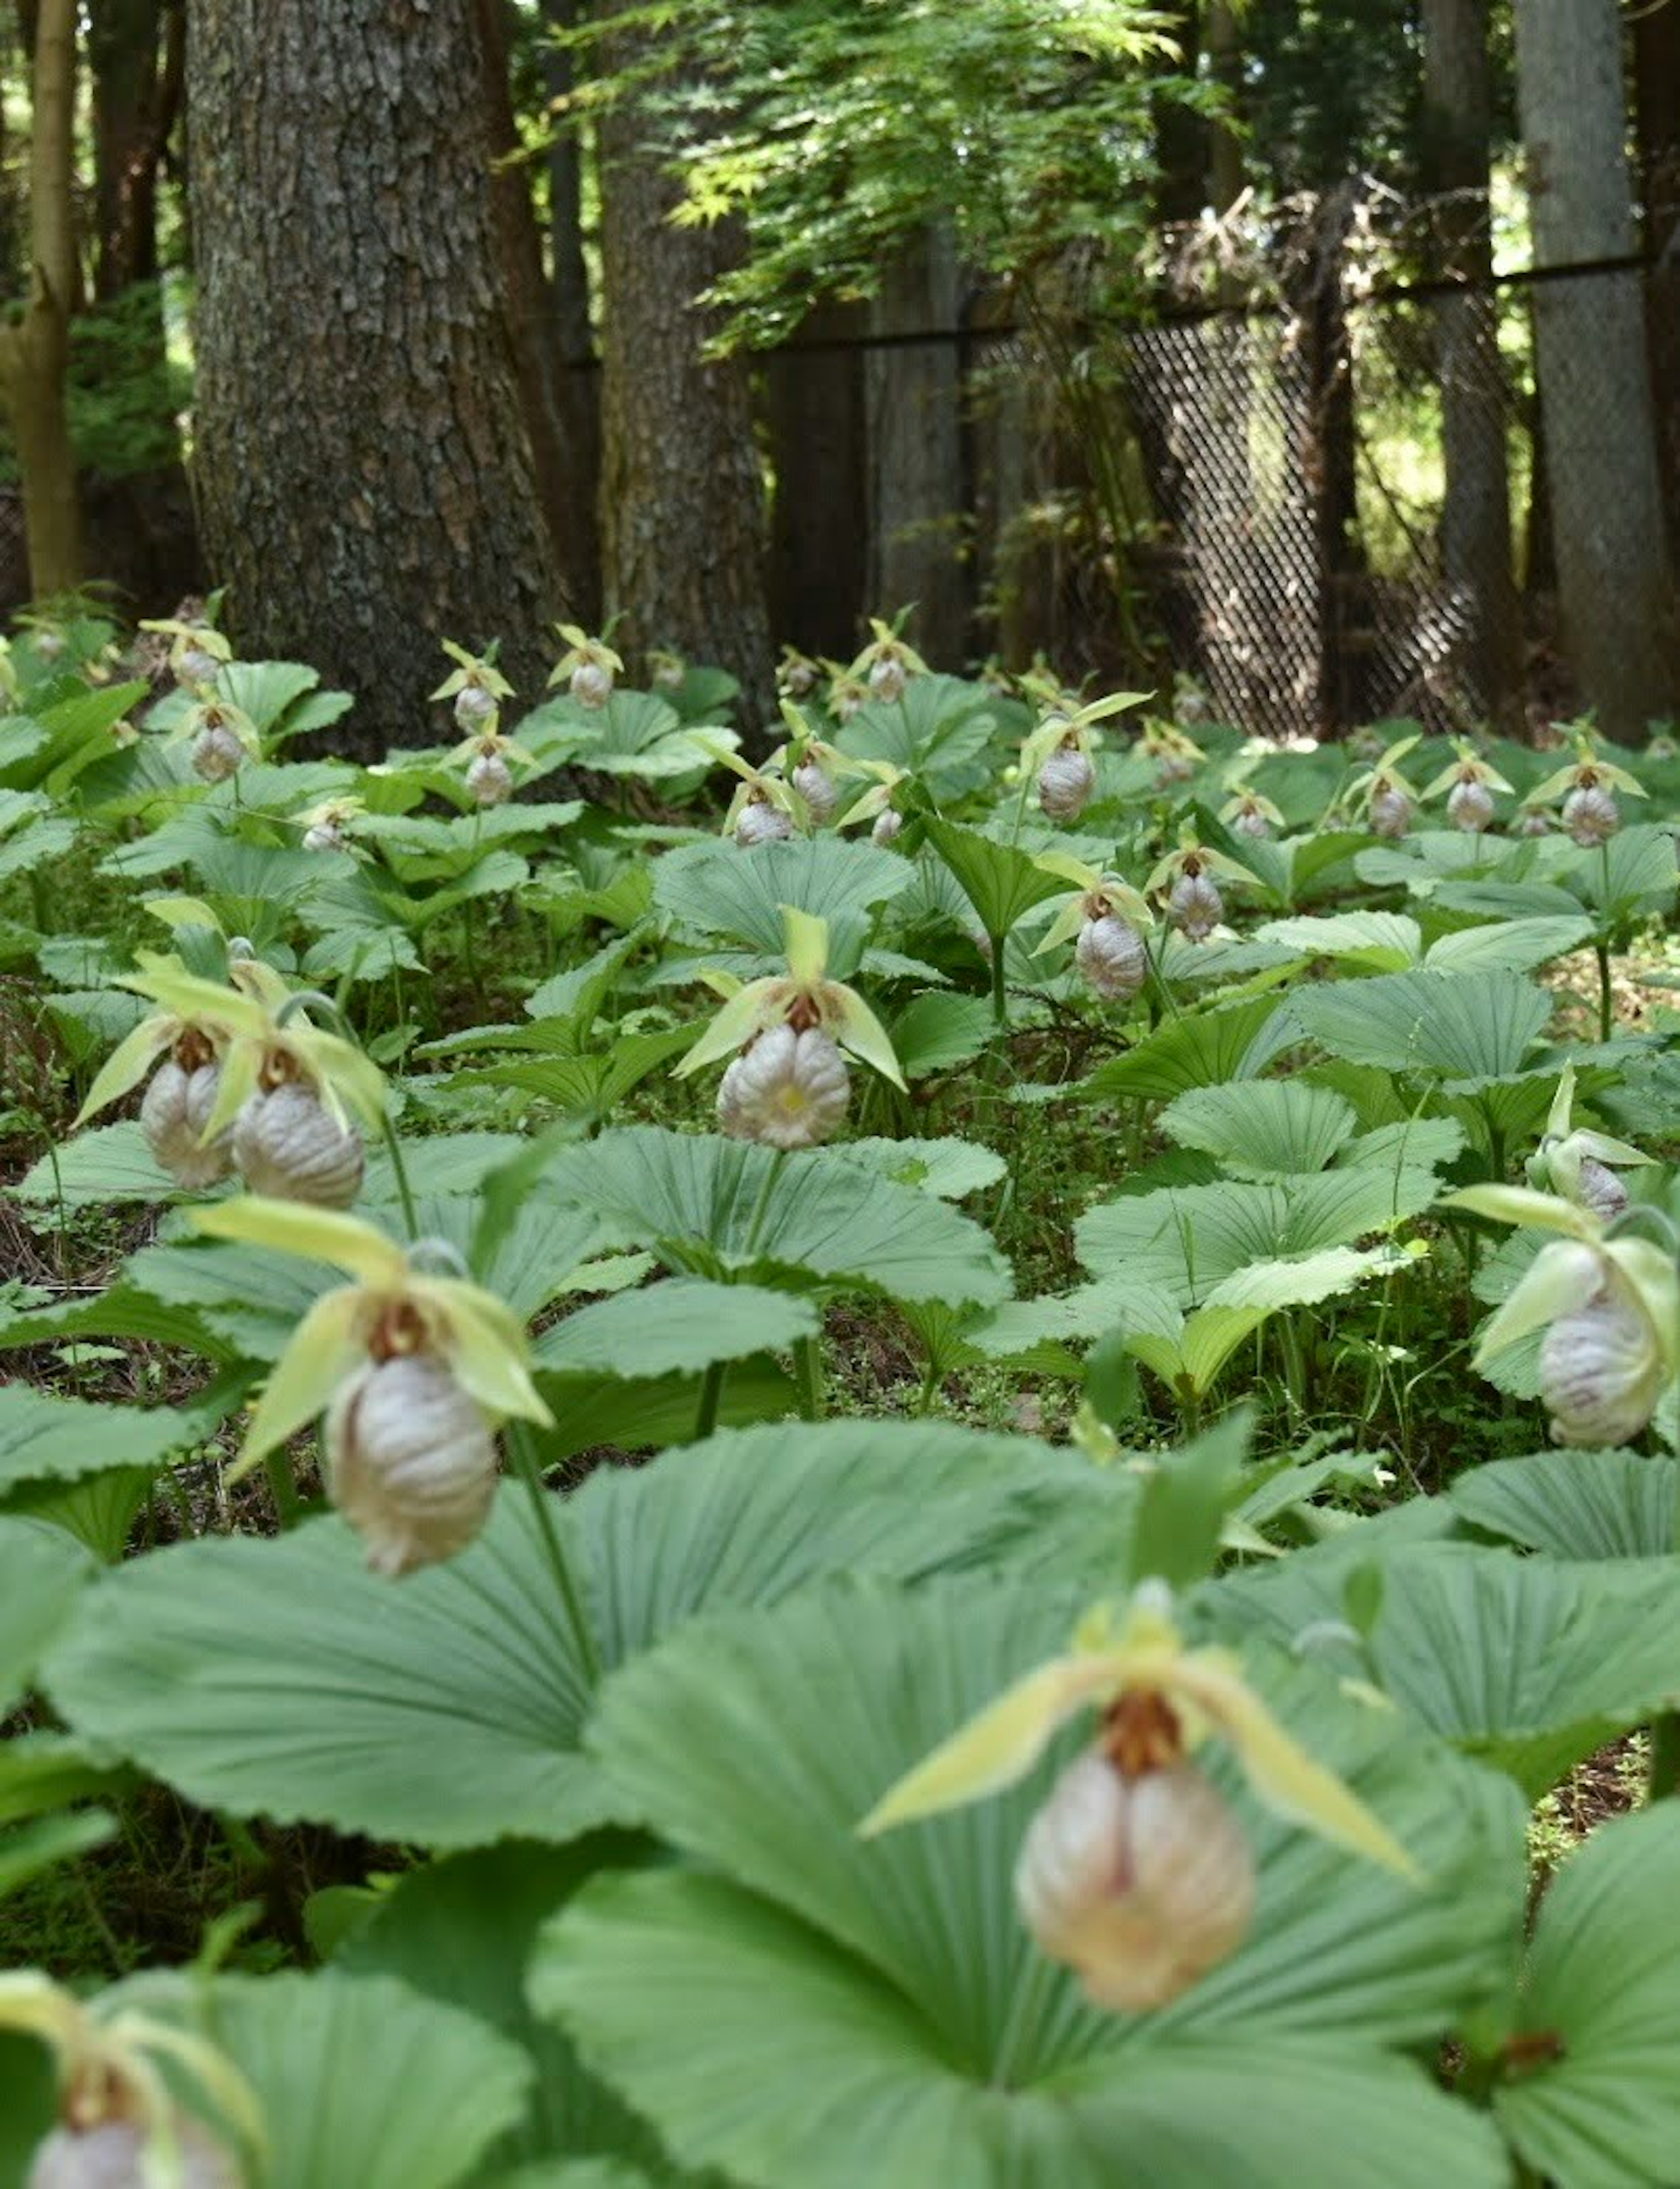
[
  {"x1": 781, "y1": 905, "x2": 830, "y2": 987},
  {"x1": 858, "y1": 1651, "x2": 1123, "y2": 1835},
  {"x1": 827, "y1": 984, "x2": 907, "y2": 1091},
  {"x1": 1440, "y1": 1185, "x2": 1600, "y2": 1238},
  {"x1": 194, "y1": 1198, "x2": 411, "y2": 1287},
  {"x1": 672, "y1": 981, "x2": 783, "y2": 1077},
  {"x1": 421, "y1": 1276, "x2": 554, "y2": 1427},
  {"x1": 1473, "y1": 1237, "x2": 1606, "y2": 1364},
  {"x1": 223, "y1": 1285, "x2": 365, "y2": 1480},
  {"x1": 74, "y1": 1016, "x2": 179, "y2": 1126}
]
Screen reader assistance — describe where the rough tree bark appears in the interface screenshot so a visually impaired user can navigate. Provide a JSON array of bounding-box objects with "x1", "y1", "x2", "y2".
[
  {"x1": 1421, "y1": 0, "x2": 1522, "y2": 729},
  {"x1": 1513, "y1": 0, "x2": 1673, "y2": 742},
  {"x1": 596, "y1": 13, "x2": 773, "y2": 717},
  {"x1": 0, "y1": 0, "x2": 81, "y2": 598},
  {"x1": 188, "y1": 0, "x2": 567, "y2": 751}
]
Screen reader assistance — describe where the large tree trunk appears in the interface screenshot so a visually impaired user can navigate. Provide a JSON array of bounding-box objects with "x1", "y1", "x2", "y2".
[
  {"x1": 0, "y1": 0, "x2": 81, "y2": 599},
  {"x1": 865, "y1": 225, "x2": 970, "y2": 668},
  {"x1": 596, "y1": 14, "x2": 772, "y2": 718},
  {"x1": 187, "y1": 0, "x2": 566, "y2": 751},
  {"x1": 1634, "y1": 0, "x2": 1680, "y2": 545},
  {"x1": 1513, "y1": 0, "x2": 1673, "y2": 743},
  {"x1": 542, "y1": 0, "x2": 602, "y2": 625},
  {"x1": 1421, "y1": 0, "x2": 1522, "y2": 730}
]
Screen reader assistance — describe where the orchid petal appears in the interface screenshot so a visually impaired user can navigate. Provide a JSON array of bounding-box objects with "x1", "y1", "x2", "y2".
[
  {"x1": 826, "y1": 985, "x2": 907, "y2": 1090},
  {"x1": 1440, "y1": 1185, "x2": 1601, "y2": 1237},
  {"x1": 75, "y1": 1017, "x2": 178, "y2": 1126},
  {"x1": 672, "y1": 981, "x2": 784, "y2": 1077},
  {"x1": 227, "y1": 1286, "x2": 365, "y2": 1478},
  {"x1": 193, "y1": 1198, "x2": 410, "y2": 1287},
  {"x1": 859, "y1": 1652, "x2": 1127, "y2": 1835},
  {"x1": 1476, "y1": 1238, "x2": 1608, "y2": 1363},
  {"x1": 423, "y1": 1278, "x2": 553, "y2": 1426}
]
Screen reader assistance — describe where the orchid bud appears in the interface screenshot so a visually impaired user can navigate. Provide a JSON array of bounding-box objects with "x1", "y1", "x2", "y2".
[
  {"x1": 326, "y1": 1354, "x2": 498, "y2": 1577},
  {"x1": 192, "y1": 722, "x2": 245, "y2": 783},
  {"x1": 233, "y1": 1083, "x2": 364, "y2": 1207},
  {"x1": 29, "y1": 2118, "x2": 245, "y2": 2189},
  {"x1": 735, "y1": 797, "x2": 794, "y2": 849},
  {"x1": 868, "y1": 655, "x2": 907, "y2": 705},
  {"x1": 1562, "y1": 782, "x2": 1619, "y2": 848},
  {"x1": 1368, "y1": 783, "x2": 1412, "y2": 839},
  {"x1": 1446, "y1": 777, "x2": 1494, "y2": 833},
  {"x1": 466, "y1": 751, "x2": 513, "y2": 807},
  {"x1": 1076, "y1": 914, "x2": 1148, "y2": 1001},
  {"x1": 1038, "y1": 744, "x2": 1095, "y2": 821},
  {"x1": 1015, "y1": 1750, "x2": 1256, "y2": 2012},
  {"x1": 570, "y1": 659, "x2": 613, "y2": 709},
  {"x1": 1538, "y1": 1280, "x2": 1667, "y2": 1448},
  {"x1": 140, "y1": 1058, "x2": 233, "y2": 1190},
  {"x1": 871, "y1": 807, "x2": 903, "y2": 847},
  {"x1": 454, "y1": 683, "x2": 498, "y2": 730},
  {"x1": 1169, "y1": 870, "x2": 1223, "y2": 940},
  {"x1": 792, "y1": 761, "x2": 839, "y2": 825},
  {"x1": 716, "y1": 1024, "x2": 850, "y2": 1150}
]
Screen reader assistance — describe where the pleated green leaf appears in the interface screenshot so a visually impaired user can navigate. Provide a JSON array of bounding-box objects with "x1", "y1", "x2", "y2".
[
  {"x1": 1160, "y1": 1080, "x2": 1358, "y2": 1177},
  {"x1": 924, "y1": 817, "x2": 1069, "y2": 942},
  {"x1": 43, "y1": 1424, "x2": 1122, "y2": 1847},
  {"x1": 653, "y1": 831, "x2": 910, "y2": 954},
  {"x1": 0, "y1": 1518, "x2": 92, "y2": 1714},
  {"x1": 533, "y1": 1280, "x2": 819, "y2": 1376},
  {"x1": 1288, "y1": 968, "x2": 1553, "y2": 1084},
  {"x1": 530, "y1": 1576, "x2": 1516, "y2": 2189},
  {"x1": 541, "y1": 1127, "x2": 1012, "y2": 1308},
  {"x1": 1451, "y1": 1450, "x2": 1676, "y2": 1561},
  {"x1": 1080, "y1": 993, "x2": 1293, "y2": 1102},
  {"x1": 1495, "y1": 1807, "x2": 1680, "y2": 2188}
]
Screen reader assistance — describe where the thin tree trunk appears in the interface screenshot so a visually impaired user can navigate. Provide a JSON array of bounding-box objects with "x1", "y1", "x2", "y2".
[
  {"x1": 542, "y1": 0, "x2": 602, "y2": 624},
  {"x1": 1421, "y1": 0, "x2": 1522, "y2": 729},
  {"x1": 596, "y1": 12, "x2": 772, "y2": 713},
  {"x1": 88, "y1": 0, "x2": 182, "y2": 301},
  {"x1": 1513, "y1": 0, "x2": 1673, "y2": 743},
  {"x1": 865, "y1": 224, "x2": 969, "y2": 668},
  {"x1": 1634, "y1": 0, "x2": 1680, "y2": 544},
  {"x1": 187, "y1": 0, "x2": 567, "y2": 752},
  {"x1": 0, "y1": 0, "x2": 81, "y2": 598}
]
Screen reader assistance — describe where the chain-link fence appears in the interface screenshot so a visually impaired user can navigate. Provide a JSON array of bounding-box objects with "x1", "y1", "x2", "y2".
[{"x1": 836, "y1": 193, "x2": 1680, "y2": 738}]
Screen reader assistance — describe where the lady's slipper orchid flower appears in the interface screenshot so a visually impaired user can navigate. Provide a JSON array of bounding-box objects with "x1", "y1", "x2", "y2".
[
  {"x1": 548, "y1": 622, "x2": 623, "y2": 709},
  {"x1": 195, "y1": 1200, "x2": 553, "y2": 1572},
  {"x1": 1445, "y1": 1184, "x2": 1679, "y2": 1448},
  {"x1": 1421, "y1": 740, "x2": 1512, "y2": 834},
  {"x1": 1524, "y1": 1065, "x2": 1653, "y2": 1222},
  {"x1": 431, "y1": 638, "x2": 515, "y2": 732},
  {"x1": 861, "y1": 1590, "x2": 1415, "y2": 2011},
  {"x1": 1033, "y1": 854, "x2": 1154, "y2": 1001}
]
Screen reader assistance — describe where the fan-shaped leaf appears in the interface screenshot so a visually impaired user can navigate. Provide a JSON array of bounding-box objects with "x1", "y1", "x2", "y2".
[
  {"x1": 1451, "y1": 1450, "x2": 1676, "y2": 1561},
  {"x1": 1494, "y1": 1807, "x2": 1680, "y2": 2188},
  {"x1": 541, "y1": 1128, "x2": 1011, "y2": 1308},
  {"x1": 0, "y1": 1519, "x2": 91, "y2": 1713},
  {"x1": 654, "y1": 832, "x2": 911, "y2": 962},
  {"x1": 533, "y1": 1280, "x2": 819, "y2": 1375},
  {"x1": 43, "y1": 1424, "x2": 1122, "y2": 1847},
  {"x1": 923, "y1": 818, "x2": 1069, "y2": 942},
  {"x1": 1289, "y1": 969, "x2": 1552, "y2": 1083},
  {"x1": 1161, "y1": 1080, "x2": 1358, "y2": 1177},
  {"x1": 1080, "y1": 994, "x2": 1293, "y2": 1102}
]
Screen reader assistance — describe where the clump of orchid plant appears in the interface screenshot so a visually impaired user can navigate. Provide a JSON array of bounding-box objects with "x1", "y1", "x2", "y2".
[
  {"x1": 82, "y1": 954, "x2": 384, "y2": 1208},
  {"x1": 675, "y1": 908, "x2": 905, "y2": 1150},
  {"x1": 847, "y1": 614, "x2": 929, "y2": 707},
  {"x1": 0, "y1": 1970, "x2": 263, "y2": 2188},
  {"x1": 1346, "y1": 733, "x2": 1422, "y2": 840},
  {"x1": 140, "y1": 613, "x2": 232, "y2": 697},
  {"x1": 1445, "y1": 1182, "x2": 1679, "y2": 1449},
  {"x1": 861, "y1": 1586, "x2": 1413, "y2": 2012},
  {"x1": 1019, "y1": 684, "x2": 1148, "y2": 824},
  {"x1": 430, "y1": 638, "x2": 515, "y2": 734},
  {"x1": 698, "y1": 740, "x2": 801, "y2": 848},
  {"x1": 158, "y1": 690, "x2": 260, "y2": 784},
  {"x1": 1146, "y1": 831, "x2": 1256, "y2": 942},
  {"x1": 1422, "y1": 740, "x2": 1512, "y2": 834},
  {"x1": 195, "y1": 1200, "x2": 552, "y2": 1576},
  {"x1": 1219, "y1": 782, "x2": 1285, "y2": 842},
  {"x1": 550, "y1": 622, "x2": 623, "y2": 710},
  {"x1": 777, "y1": 645, "x2": 822, "y2": 701},
  {"x1": 1525, "y1": 725, "x2": 1646, "y2": 848},
  {"x1": 772, "y1": 702, "x2": 850, "y2": 827},
  {"x1": 835, "y1": 759, "x2": 911, "y2": 847},
  {"x1": 1141, "y1": 719, "x2": 1204, "y2": 789},
  {"x1": 295, "y1": 795, "x2": 366, "y2": 855},
  {"x1": 1525, "y1": 1065, "x2": 1654, "y2": 1223},
  {"x1": 1033, "y1": 853, "x2": 1154, "y2": 1003}
]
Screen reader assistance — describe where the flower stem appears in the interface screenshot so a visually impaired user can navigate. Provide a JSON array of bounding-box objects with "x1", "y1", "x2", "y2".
[
  {"x1": 509, "y1": 1423, "x2": 601, "y2": 1686},
  {"x1": 794, "y1": 1331, "x2": 825, "y2": 1421},
  {"x1": 378, "y1": 1112, "x2": 420, "y2": 1243},
  {"x1": 1595, "y1": 938, "x2": 1613, "y2": 1044},
  {"x1": 262, "y1": 1448, "x2": 303, "y2": 1531},
  {"x1": 693, "y1": 1359, "x2": 727, "y2": 1442},
  {"x1": 990, "y1": 935, "x2": 1008, "y2": 1030}
]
